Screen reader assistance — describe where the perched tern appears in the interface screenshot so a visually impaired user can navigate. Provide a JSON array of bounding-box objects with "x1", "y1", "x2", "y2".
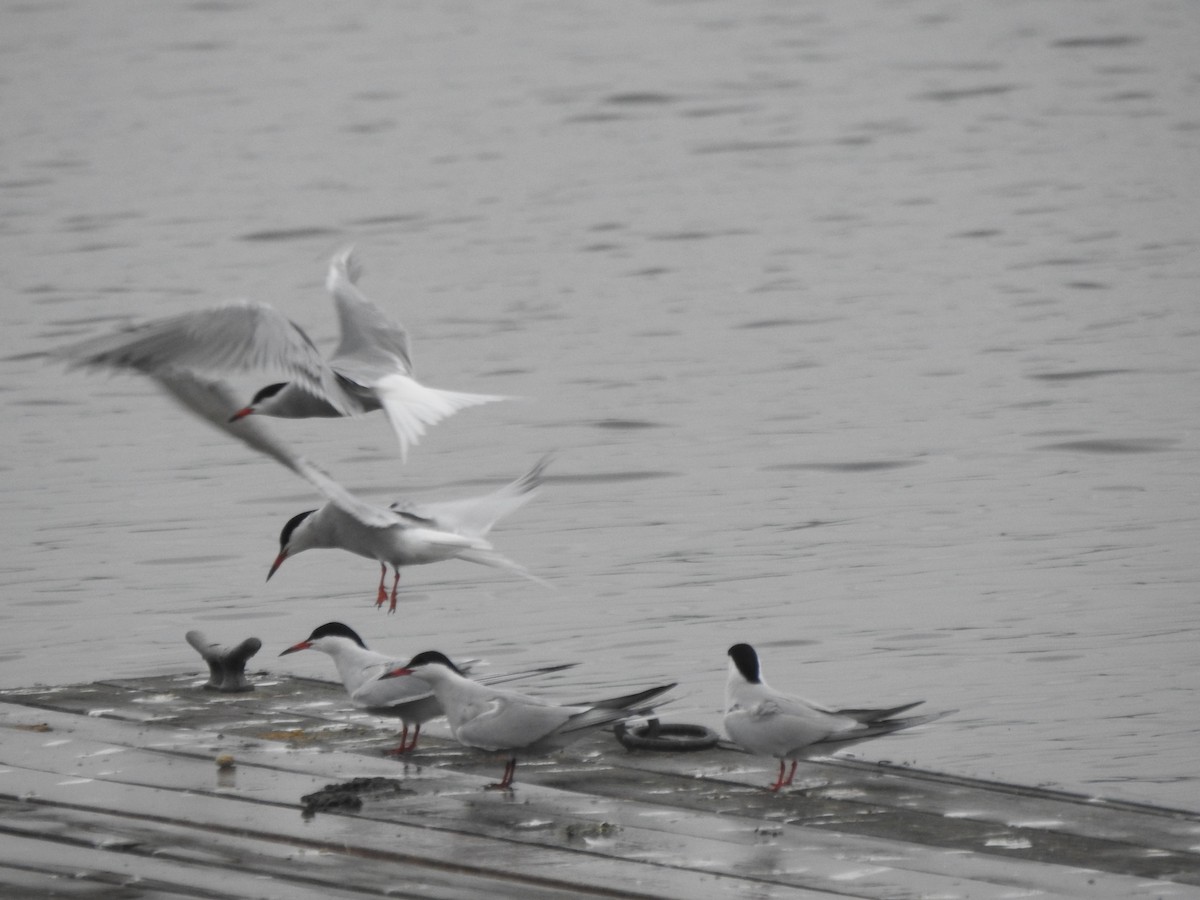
[
  {"x1": 268, "y1": 456, "x2": 550, "y2": 611},
  {"x1": 382, "y1": 651, "x2": 675, "y2": 789},
  {"x1": 279, "y1": 622, "x2": 575, "y2": 753},
  {"x1": 724, "y1": 643, "x2": 951, "y2": 791},
  {"x1": 58, "y1": 247, "x2": 506, "y2": 460}
]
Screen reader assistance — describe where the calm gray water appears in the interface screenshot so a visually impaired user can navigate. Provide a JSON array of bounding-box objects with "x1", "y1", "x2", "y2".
[{"x1": 3, "y1": 0, "x2": 1199, "y2": 811}]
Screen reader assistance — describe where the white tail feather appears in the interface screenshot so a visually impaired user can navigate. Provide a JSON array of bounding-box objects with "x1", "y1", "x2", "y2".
[
  {"x1": 456, "y1": 547, "x2": 551, "y2": 587},
  {"x1": 376, "y1": 373, "x2": 507, "y2": 461}
]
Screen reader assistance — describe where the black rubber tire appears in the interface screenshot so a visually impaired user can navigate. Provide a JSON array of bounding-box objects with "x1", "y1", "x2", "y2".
[{"x1": 614, "y1": 718, "x2": 721, "y2": 753}]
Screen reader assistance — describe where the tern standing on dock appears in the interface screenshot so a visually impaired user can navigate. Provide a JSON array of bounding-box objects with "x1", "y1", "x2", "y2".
[
  {"x1": 383, "y1": 651, "x2": 674, "y2": 789},
  {"x1": 279, "y1": 622, "x2": 574, "y2": 753},
  {"x1": 724, "y1": 643, "x2": 951, "y2": 791}
]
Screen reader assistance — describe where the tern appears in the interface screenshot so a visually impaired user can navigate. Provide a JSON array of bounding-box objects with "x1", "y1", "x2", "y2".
[
  {"x1": 382, "y1": 651, "x2": 675, "y2": 789},
  {"x1": 723, "y1": 643, "x2": 952, "y2": 791},
  {"x1": 279, "y1": 622, "x2": 575, "y2": 753},
  {"x1": 56, "y1": 322, "x2": 548, "y2": 607},
  {"x1": 268, "y1": 455, "x2": 550, "y2": 611},
  {"x1": 58, "y1": 247, "x2": 506, "y2": 460}
]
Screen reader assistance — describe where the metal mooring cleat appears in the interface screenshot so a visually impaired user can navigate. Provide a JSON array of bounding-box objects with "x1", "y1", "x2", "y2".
[{"x1": 185, "y1": 630, "x2": 262, "y2": 693}]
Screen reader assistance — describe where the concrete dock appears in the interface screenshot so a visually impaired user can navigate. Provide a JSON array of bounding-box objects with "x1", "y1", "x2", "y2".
[{"x1": 1, "y1": 669, "x2": 1197, "y2": 899}]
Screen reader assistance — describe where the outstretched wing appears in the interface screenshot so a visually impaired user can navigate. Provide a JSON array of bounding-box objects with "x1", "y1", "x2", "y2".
[
  {"x1": 391, "y1": 455, "x2": 550, "y2": 537},
  {"x1": 326, "y1": 247, "x2": 414, "y2": 375},
  {"x1": 55, "y1": 300, "x2": 354, "y2": 415},
  {"x1": 152, "y1": 370, "x2": 397, "y2": 528},
  {"x1": 326, "y1": 249, "x2": 507, "y2": 461}
]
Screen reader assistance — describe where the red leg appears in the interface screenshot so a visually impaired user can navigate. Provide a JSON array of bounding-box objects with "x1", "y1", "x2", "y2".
[
  {"x1": 386, "y1": 723, "x2": 421, "y2": 755},
  {"x1": 375, "y1": 563, "x2": 388, "y2": 608},
  {"x1": 768, "y1": 759, "x2": 798, "y2": 792},
  {"x1": 385, "y1": 724, "x2": 410, "y2": 756},
  {"x1": 388, "y1": 567, "x2": 401, "y2": 614},
  {"x1": 487, "y1": 757, "x2": 517, "y2": 790}
]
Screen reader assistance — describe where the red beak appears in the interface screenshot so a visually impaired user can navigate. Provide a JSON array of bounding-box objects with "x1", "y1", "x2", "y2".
[
  {"x1": 380, "y1": 667, "x2": 414, "y2": 680},
  {"x1": 266, "y1": 551, "x2": 288, "y2": 581},
  {"x1": 279, "y1": 640, "x2": 311, "y2": 657},
  {"x1": 228, "y1": 407, "x2": 254, "y2": 422}
]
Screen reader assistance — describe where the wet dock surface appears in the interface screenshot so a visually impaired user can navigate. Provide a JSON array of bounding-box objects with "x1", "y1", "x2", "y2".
[{"x1": 2, "y1": 671, "x2": 1198, "y2": 899}]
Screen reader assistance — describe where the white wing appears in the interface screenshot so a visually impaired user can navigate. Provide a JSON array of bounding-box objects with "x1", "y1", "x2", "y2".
[
  {"x1": 391, "y1": 456, "x2": 549, "y2": 537},
  {"x1": 55, "y1": 300, "x2": 355, "y2": 415},
  {"x1": 151, "y1": 371, "x2": 397, "y2": 528},
  {"x1": 326, "y1": 249, "x2": 507, "y2": 461},
  {"x1": 326, "y1": 247, "x2": 414, "y2": 375}
]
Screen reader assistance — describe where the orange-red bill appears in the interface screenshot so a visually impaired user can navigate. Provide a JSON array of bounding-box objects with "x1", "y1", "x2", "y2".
[{"x1": 266, "y1": 551, "x2": 288, "y2": 581}]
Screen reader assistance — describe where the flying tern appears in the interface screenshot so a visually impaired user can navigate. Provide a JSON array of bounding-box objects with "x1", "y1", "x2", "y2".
[
  {"x1": 279, "y1": 622, "x2": 575, "y2": 753},
  {"x1": 382, "y1": 651, "x2": 674, "y2": 789},
  {"x1": 58, "y1": 247, "x2": 506, "y2": 460},
  {"x1": 724, "y1": 643, "x2": 952, "y2": 791},
  {"x1": 268, "y1": 455, "x2": 550, "y2": 611},
  {"x1": 55, "y1": 322, "x2": 548, "y2": 607}
]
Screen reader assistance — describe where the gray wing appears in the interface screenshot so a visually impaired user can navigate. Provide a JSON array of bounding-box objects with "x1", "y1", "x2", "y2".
[
  {"x1": 55, "y1": 300, "x2": 356, "y2": 415},
  {"x1": 457, "y1": 695, "x2": 575, "y2": 750},
  {"x1": 390, "y1": 455, "x2": 550, "y2": 537},
  {"x1": 325, "y1": 248, "x2": 414, "y2": 378},
  {"x1": 152, "y1": 371, "x2": 398, "y2": 528},
  {"x1": 352, "y1": 668, "x2": 436, "y2": 709}
]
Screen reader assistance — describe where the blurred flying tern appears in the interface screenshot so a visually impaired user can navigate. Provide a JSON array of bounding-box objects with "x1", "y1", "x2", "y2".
[
  {"x1": 58, "y1": 247, "x2": 506, "y2": 460},
  {"x1": 723, "y1": 643, "x2": 953, "y2": 791},
  {"x1": 279, "y1": 622, "x2": 575, "y2": 753},
  {"x1": 382, "y1": 651, "x2": 674, "y2": 789}
]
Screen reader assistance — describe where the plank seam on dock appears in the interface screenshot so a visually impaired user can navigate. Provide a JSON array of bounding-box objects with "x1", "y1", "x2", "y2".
[{"x1": 0, "y1": 792, "x2": 716, "y2": 900}]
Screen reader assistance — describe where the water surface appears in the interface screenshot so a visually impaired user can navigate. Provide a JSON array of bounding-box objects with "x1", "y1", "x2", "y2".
[{"x1": 2, "y1": 0, "x2": 1199, "y2": 810}]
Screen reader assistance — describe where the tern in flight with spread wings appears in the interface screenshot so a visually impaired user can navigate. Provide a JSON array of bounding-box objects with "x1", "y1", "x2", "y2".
[
  {"x1": 59, "y1": 247, "x2": 506, "y2": 460},
  {"x1": 268, "y1": 455, "x2": 550, "y2": 611}
]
